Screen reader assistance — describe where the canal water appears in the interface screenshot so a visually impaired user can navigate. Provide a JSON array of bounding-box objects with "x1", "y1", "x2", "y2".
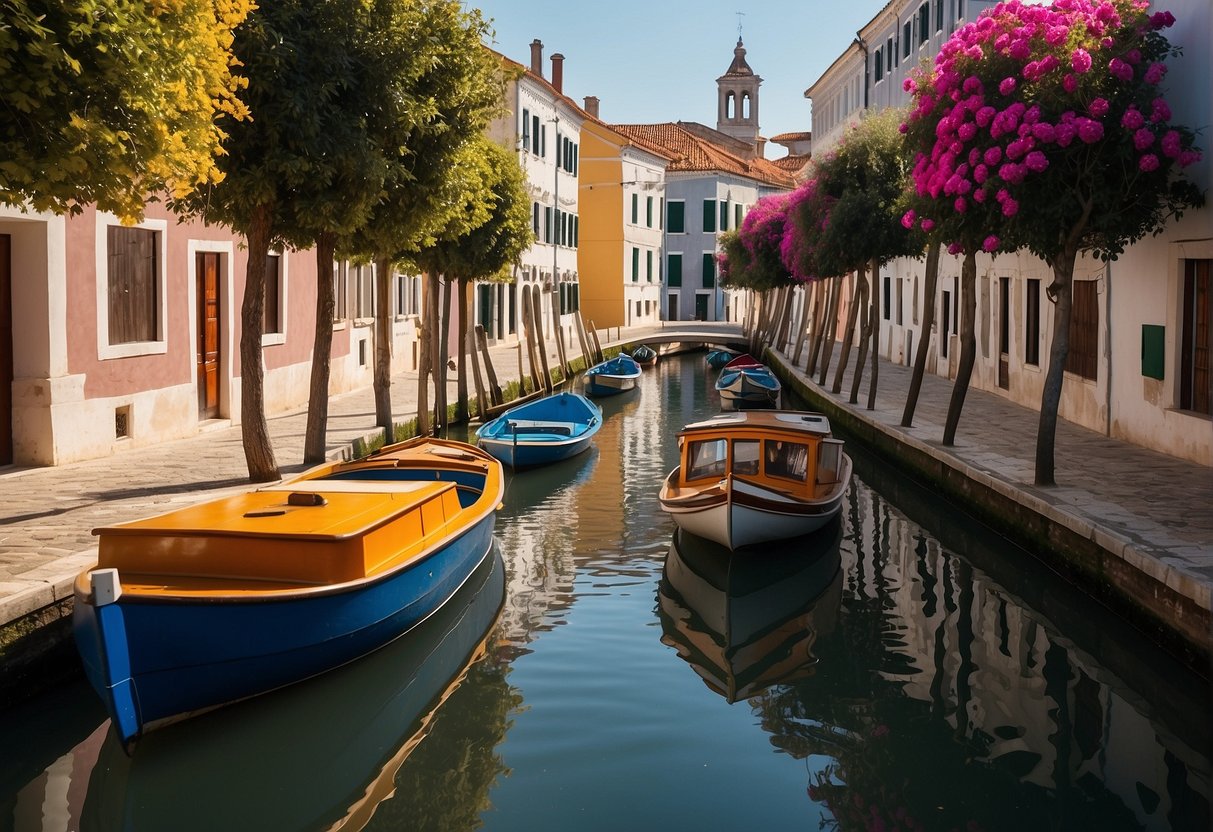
[{"x1": 2, "y1": 355, "x2": 1209, "y2": 831}]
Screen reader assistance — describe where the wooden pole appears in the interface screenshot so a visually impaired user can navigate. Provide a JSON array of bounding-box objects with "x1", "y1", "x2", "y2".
[
  {"x1": 588, "y1": 321, "x2": 604, "y2": 364},
  {"x1": 468, "y1": 326, "x2": 488, "y2": 421},
  {"x1": 478, "y1": 326, "x2": 504, "y2": 406},
  {"x1": 532, "y1": 287, "x2": 554, "y2": 392}
]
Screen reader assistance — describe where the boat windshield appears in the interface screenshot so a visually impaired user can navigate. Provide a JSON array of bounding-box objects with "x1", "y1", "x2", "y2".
[
  {"x1": 764, "y1": 440, "x2": 809, "y2": 482},
  {"x1": 687, "y1": 439, "x2": 728, "y2": 480},
  {"x1": 732, "y1": 439, "x2": 760, "y2": 475},
  {"x1": 817, "y1": 440, "x2": 843, "y2": 484}
]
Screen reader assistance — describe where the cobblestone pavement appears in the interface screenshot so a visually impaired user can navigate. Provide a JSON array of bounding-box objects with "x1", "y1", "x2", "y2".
[{"x1": 1, "y1": 321, "x2": 1210, "y2": 631}]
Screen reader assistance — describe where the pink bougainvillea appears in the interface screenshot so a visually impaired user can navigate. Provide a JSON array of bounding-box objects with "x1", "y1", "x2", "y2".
[{"x1": 901, "y1": 0, "x2": 1202, "y2": 254}]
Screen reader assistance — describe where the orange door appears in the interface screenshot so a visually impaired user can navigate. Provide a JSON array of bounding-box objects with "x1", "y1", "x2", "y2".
[
  {"x1": 197, "y1": 252, "x2": 221, "y2": 419},
  {"x1": 0, "y1": 235, "x2": 11, "y2": 464}
]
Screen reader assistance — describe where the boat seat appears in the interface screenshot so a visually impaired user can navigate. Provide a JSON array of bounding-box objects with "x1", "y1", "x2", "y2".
[{"x1": 504, "y1": 420, "x2": 574, "y2": 436}]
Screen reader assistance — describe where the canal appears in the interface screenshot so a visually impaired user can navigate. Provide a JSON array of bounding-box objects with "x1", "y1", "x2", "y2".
[{"x1": 1, "y1": 354, "x2": 1209, "y2": 831}]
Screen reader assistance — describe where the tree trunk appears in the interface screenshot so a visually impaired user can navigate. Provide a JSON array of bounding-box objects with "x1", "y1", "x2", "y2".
[
  {"x1": 304, "y1": 230, "x2": 337, "y2": 464},
  {"x1": 775, "y1": 285, "x2": 795, "y2": 352},
  {"x1": 901, "y1": 243, "x2": 940, "y2": 427},
  {"x1": 849, "y1": 269, "x2": 872, "y2": 405},
  {"x1": 867, "y1": 256, "x2": 881, "y2": 411},
  {"x1": 417, "y1": 271, "x2": 436, "y2": 436},
  {"x1": 792, "y1": 282, "x2": 814, "y2": 365},
  {"x1": 455, "y1": 276, "x2": 471, "y2": 424},
  {"x1": 436, "y1": 274, "x2": 452, "y2": 431},
  {"x1": 1036, "y1": 250, "x2": 1078, "y2": 486},
  {"x1": 808, "y1": 279, "x2": 830, "y2": 376},
  {"x1": 832, "y1": 268, "x2": 863, "y2": 394},
  {"x1": 943, "y1": 250, "x2": 978, "y2": 445},
  {"x1": 817, "y1": 276, "x2": 843, "y2": 385},
  {"x1": 532, "y1": 288, "x2": 553, "y2": 392},
  {"x1": 239, "y1": 202, "x2": 279, "y2": 482},
  {"x1": 373, "y1": 254, "x2": 393, "y2": 444},
  {"x1": 469, "y1": 325, "x2": 488, "y2": 420}
]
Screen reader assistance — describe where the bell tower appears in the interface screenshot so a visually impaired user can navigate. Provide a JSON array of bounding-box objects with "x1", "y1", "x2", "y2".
[{"x1": 716, "y1": 38, "x2": 762, "y2": 153}]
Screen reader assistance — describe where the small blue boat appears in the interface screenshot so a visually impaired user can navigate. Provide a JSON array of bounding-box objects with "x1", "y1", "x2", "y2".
[
  {"x1": 715, "y1": 355, "x2": 782, "y2": 410},
  {"x1": 475, "y1": 391, "x2": 602, "y2": 469},
  {"x1": 706, "y1": 349, "x2": 737, "y2": 370},
  {"x1": 584, "y1": 354, "x2": 642, "y2": 397},
  {"x1": 73, "y1": 437, "x2": 504, "y2": 752}
]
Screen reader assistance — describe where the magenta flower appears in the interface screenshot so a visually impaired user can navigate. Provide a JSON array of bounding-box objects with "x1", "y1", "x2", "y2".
[
  {"x1": 999, "y1": 77, "x2": 1017, "y2": 95},
  {"x1": 958, "y1": 122, "x2": 978, "y2": 142},
  {"x1": 1088, "y1": 98, "x2": 1109, "y2": 118},
  {"x1": 1144, "y1": 62, "x2": 1167, "y2": 84},
  {"x1": 963, "y1": 76, "x2": 983, "y2": 94},
  {"x1": 1133, "y1": 127, "x2": 1155, "y2": 150},
  {"x1": 984, "y1": 146, "x2": 1003, "y2": 166},
  {"x1": 1179, "y1": 149, "x2": 1203, "y2": 167},
  {"x1": 1109, "y1": 58, "x2": 1134, "y2": 82},
  {"x1": 1161, "y1": 130, "x2": 1182, "y2": 158},
  {"x1": 1121, "y1": 107, "x2": 1145, "y2": 130},
  {"x1": 1045, "y1": 25, "x2": 1068, "y2": 45},
  {"x1": 973, "y1": 188, "x2": 988, "y2": 203},
  {"x1": 1032, "y1": 122, "x2": 1057, "y2": 143},
  {"x1": 921, "y1": 218, "x2": 936, "y2": 232},
  {"x1": 903, "y1": 77, "x2": 918, "y2": 93},
  {"x1": 1024, "y1": 151, "x2": 1049, "y2": 172},
  {"x1": 954, "y1": 197, "x2": 968, "y2": 213},
  {"x1": 948, "y1": 242, "x2": 964, "y2": 255},
  {"x1": 1077, "y1": 119, "x2": 1104, "y2": 143},
  {"x1": 1151, "y1": 98, "x2": 1172, "y2": 123},
  {"x1": 982, "y1": 235, "x2": 1000, "y2": 253},
  {"x1": 1055, "y1": 122, "x2": 1077, "y2": 147},
  {"x1": 1151, "y1": 10, "x2": 1176, "y2": 28},
  {"x1": 1071, "y1": 48, "x2": 1092, "y2": 73},
  {"x1": 999, "y1": 162, "x2": 1027, "y2": 183},
  {"x1": 901, "y1": 210, "x2": 917, "y2": 229},
  {"x1": 974, "y1": 163, "x2": 989, "y2": 184},
  {"x1": 1002, "y1": 197, "x2": 1019, "y2": 217},
  {"x1": 975, "y1": 106, "x2": 997, "y2": 127},
  {"x1": 1062, "y1": 73, "x2": 1078, "y2": 93},
  {"x1": 1139, "y1": 153, "x2": 1160, "y2": 172}
]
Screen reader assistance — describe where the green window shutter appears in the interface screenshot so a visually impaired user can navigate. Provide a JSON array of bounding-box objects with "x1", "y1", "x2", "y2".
[
  {"x1": 631, "y1": 194, "x2": 638, "y2": 224},
  {"x1": 646, "y1": 250, "x2": 653, "y2": 282},
  {"x1": 735, "y1": 204, "x2": 742, "y2": 228},
  {"x1": 702, "y1": 253, "x2": 715, "y2": 287},
  {"x1": 646, "y1": 197, "x2": 653, "y2": 227},
  {"x1": 720, "y1": 201, "x2": 729, "y2": 231},
  {"x1": 632, "y1": 247, "x2": 640, "y2": 282},
  {"x1": 667, "y1": 201, "x2": 685, "y2": 233},
  {"x1": 703, "y1": 200, "x2": 716, "y2": 233},
  {"x1": 668, "y1": 254, "x2": 682, "y2": 287}
]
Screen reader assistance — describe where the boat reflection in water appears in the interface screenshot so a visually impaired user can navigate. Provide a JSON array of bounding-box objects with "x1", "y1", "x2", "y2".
[
  {"x1": 658, "y1": 521, "x2": 843, "y2": 703},
  {"x1": 81, "y1": 546, "x2": 506, "y2": 831}
]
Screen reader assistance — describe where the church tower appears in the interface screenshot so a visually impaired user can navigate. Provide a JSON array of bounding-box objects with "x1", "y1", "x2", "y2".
[{"x1": 716, "y1": 38, "x2": 762, "y2": 156}]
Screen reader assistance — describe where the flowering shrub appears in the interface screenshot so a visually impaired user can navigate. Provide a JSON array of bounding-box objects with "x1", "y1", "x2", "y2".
[
  {"x1": 901, "y1": 0, "x2": 1202, "y2": 259},
  {"x1": 718, "y1": 192, "x2": 798, "y2": 290}
]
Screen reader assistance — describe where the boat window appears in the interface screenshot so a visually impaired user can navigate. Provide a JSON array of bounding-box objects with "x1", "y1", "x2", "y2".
[
  {"x1": 731, "y1": 439, "x2": 760, "y2": 476},
  {"x1": 765, "y1": 440, "x2": 809, "y2": 482},
  {"x1": 817, "y1": 440, "x2": 843, "y2": 484},
  {"x1": 687, "y1": 438, "x2": 728, "y2": 480}
]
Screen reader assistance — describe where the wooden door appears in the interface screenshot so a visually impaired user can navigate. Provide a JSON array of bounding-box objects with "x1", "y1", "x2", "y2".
[
  {"x1": 998, "y1": 277, "x2": 1010, "y2": 389},
  {"x1": 1181, "y1": 259, "x2": 1210, "y2": 415},
  {"x1": 196, "y1": 252, "x2": 221, "y2": 419},
  {"x1": 695, "y1": 293, "x2": 709, "y2": 321},
  {"x1": 0, "y1": 235, "x2": 11, "y2": 464}
]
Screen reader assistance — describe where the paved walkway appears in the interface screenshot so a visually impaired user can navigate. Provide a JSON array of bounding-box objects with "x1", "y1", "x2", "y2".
[{"x1": 0, "y1": 320, "x2": 1209, "y2": 653}]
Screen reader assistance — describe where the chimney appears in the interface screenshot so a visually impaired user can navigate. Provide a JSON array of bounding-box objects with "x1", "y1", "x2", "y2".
[
  {"x1": 551, "y1": 53, "x2": 564, "y2": 94},
  {"x1": 583, "y1": 96, "x2": 600, "y2": 119},
  {"x1": 529, "y1": 39, "x2": 543, "y2": 77}
]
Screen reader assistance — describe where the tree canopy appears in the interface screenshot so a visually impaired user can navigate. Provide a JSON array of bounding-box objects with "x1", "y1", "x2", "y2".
[{"x1": 0, "y1": 0, "x2": 252, "y2": 222}]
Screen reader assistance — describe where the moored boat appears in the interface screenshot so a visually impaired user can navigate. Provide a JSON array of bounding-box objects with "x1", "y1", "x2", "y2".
[
  {"x1": 658, "y1": 410, "x2": 851, "y2": 550},
  {"x1": 658, "y1": 522, "x2": 843, "y2": 703},
  {"x1": 705, "y1": 349, "x2": 737, "y2": 370},
  {"x1": 475, "y1": 391, "x2": 602, "y2": 470},
  {"x1": 583, "y1": 354, "x2": 642, "y2": 397},
  {"x1": 714, "y1": 354, "x2": 782, "y2": 410},
  {"x1": 631, "y1": 344, "x2": 658, "y2": 367},
  {"x1": 72, "y1": 436, "x2": 504, "y2": 752}
]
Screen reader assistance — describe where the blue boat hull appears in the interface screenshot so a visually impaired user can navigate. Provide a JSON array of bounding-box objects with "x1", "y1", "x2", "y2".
[
  {"x1": 475, "y1": 392, "x2": 601, "y2": 469},
  {"x1": 73, "y1": 512, "x2": 497, "y2": 750},
  {"x1": 584, "y1": 356, "x2": 642, "y2": 397},
  {"x1": 716, "y1": 368, "x2": 782, "y2": 410},
  {"x1": 479, "y1": 434, "x2": 594, "y2": 468}
]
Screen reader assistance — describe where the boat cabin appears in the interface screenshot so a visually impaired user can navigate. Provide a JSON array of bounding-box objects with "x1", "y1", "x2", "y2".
[{"x1": 675, "y1": 412, "x2": 846, "y2": 499}]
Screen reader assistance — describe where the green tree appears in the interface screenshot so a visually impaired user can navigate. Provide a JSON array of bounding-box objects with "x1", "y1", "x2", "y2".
[
  {"x1": 903, "y1": 0, "x2": 1203, "y2": 484},
  {"x1": 0, "y1": 0, "x2": 252, "y2": 222}
]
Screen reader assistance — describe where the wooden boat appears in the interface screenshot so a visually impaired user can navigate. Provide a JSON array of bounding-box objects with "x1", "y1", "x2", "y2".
[
  {"x1": 714, "y1": 354, "x2": 781, "y2": 410},
  {"x1": 658, "y1": 411, "x2": 851, "y2": 550},
  {"x1": 475, "y1": 391, "x2": 602, "y2": 470},
  {"x1": 83, "y1": 547, "x2": 506, "y2": 830},
  {"x1": 583, "y1": 354, "x2": 641, "y2": 397},
  {"x1": 631, "y1": 344, "x2": 658, "y2": 367},
  {"x1": 658, "y1": 523, "x2": 842, "y2": 702},
  {"x1": 705, "y1": 349, "x2": 737, "y2": 370},
  {"x1": 72, "y1": 436, "x2": 504, "y2": 752}
]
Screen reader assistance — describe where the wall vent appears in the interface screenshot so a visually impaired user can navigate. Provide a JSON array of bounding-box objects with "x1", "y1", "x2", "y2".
[{"x1": 115, "y1": 405, "x2": 131, "y2": 439}]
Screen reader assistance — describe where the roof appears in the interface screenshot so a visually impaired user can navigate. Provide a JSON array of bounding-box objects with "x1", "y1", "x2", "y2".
[
  {"x1": 721, "y1": 38, "x2": 756, "y2": 77},
  {"x1": 770, "y1": 154, "x2": 812, "y2": 173},
  {"x1": 770, "y1": 131, "x2": 812, "y2": 142},
  {"x1": 490, "y1": 48, "x2": 590, "y2": 122},
  {"x1": 607, "y1": 122, "x2": 795, "y2": 189}
]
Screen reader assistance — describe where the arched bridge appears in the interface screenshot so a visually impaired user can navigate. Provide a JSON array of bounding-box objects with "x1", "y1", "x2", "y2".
[{"x1": 596, "y1": 322, "x2": 748, "y2": 353}]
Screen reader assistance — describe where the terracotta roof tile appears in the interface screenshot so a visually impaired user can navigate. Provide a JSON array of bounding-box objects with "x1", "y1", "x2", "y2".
[
  {"x1": 770, "y1": 131, "x2": 813, "y2": 142},
  {"x1": 607, "y1": 123, "x2": 794, "y2": 189}
]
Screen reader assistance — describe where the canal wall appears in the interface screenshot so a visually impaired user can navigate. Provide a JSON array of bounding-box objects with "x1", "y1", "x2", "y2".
[{"x1": 765, "y1": 347, "x2": 1212, "y2": 677}]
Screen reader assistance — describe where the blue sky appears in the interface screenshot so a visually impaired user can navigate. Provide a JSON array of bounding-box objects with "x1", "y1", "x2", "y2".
[{"x1": 466, "y1": 1, "x2": 883, "y2": 149}]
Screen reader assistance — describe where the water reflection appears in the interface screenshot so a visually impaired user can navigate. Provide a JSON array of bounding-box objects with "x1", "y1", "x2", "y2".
[
  {"x1": 76, "y1": 547, "x2": 506, "y2": 831},
  {"x1": 658, "y1": 523, "x2": 843, "y2": 703}
]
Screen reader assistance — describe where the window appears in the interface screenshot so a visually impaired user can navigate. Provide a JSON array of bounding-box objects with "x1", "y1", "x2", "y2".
[
  {"x1": 107, "y1": 226, "x2": 159, "y2": 344},
  {"x1": 735, "y1": 203, "x2": 742, "y2": 228},
  {"x1": 646, "y1": 250, "x2": 653, "y2": 282},
  {"x1": 532, "y1": 202, "x2": 540, "y2": 235},
  {"x1": 957, "y1": 0, "x2": 964, "y2": 21},
  {"x1": 264, "y1": 254, "x2": 282, "y2": 333},
  {"x1": 935, "y1": 0, "x2": 944, "y2": 31},
  {"x1": 896, "y1": 278, "x2": 904, "y2": 325},
  {"x1": 687, "y1": 438, "x2": 728, "y2": 480},
  {"x1": 1067, "y1": 279, "x2": 1099, "y2": 380},
  {"x1": 333, "y1": 261, "x2": 347, "y2": 321},
  {"x1": 941, "y1": 289, "x2": 952, "y2": 357},
  {"x1": 919, "y1": 3, "x2": 930, "y2": 45},
  {"x1": 353, "y1": 263, "x2": 374, "y2": 320},
  {"x1": 1025, "y1": 278, "x2": 1040, "y2": 366},
  {"x1": 573, "y1": 216, "x2": 579, "y2": 248},
  {"x1": 646, "y1": 196, "x2": 653, "y2": 227},
  {"x1": 660, "y1": 198, "x2": 665, "y2": 230},
  {"x1": 632, "y1": 247, "x2": 640, "y2": 282},
  {"x1": 1180, "y1": 259, "x2": 1210, "y2": 414},
  {"x1": 540, "y1": 124, "x2": 546, "y2": 157},
  {"x1": 702, "y1": 252, "x2": 716, "y2": 288},
  {"x1": 903, "y1": 21, "x2": 912, "y2": 57},
  {"x1": 874, "y1": 47, "x2": 884, "y2": 82},
  {"x1": 544, "y1": 206, "x2": 552, "y2": 243},
  {"x1": 720, "y1": 201, "x2": 730, "y2": 231},
  {"x1": 631, "y1": 193, "x2": 638, "y2": 224},
  {"x1": 522, "y1": 108, "x2": 530, "y2": 149},
  {"x1": 668, "y1": 253, "x2": 682, "y2": 287},
  {"x1": 732, "y1": 439, "x2": 760, "y2": 476},
  {"x1": 883, "y1": 275, "x2": 891, "y2": 320},
  {"x1": 531, "y1": 115, "x2": 540, "y2": 155},
  {"x1": 703, "y1": 199, "x2": 717, "y2": 233},
  {"x1": 765, "y1": 440, "x2": 809, "y2": 482},
  {"x1": 668, "y1": 200, "x2": 686, "y2": 233}
]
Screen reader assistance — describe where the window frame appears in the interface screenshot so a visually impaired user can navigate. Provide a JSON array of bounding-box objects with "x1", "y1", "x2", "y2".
[
  {"x1": 667, "y1": 200, "x2": 686, "y2": 234},
  {"x1": 96, "y1": 215, "x2": 169, "y2": 359},
  {"x1": 667, "y1": 253, "x2": 683, "y2": 287}
]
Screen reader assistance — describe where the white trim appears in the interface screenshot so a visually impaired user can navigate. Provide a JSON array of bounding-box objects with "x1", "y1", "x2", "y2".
[
  {"x1": 261, "y1": 249, "x2": 288, "y2": 347},
  {"x1": 95, "y1": 213, "x2": 169, "y2": 359}
]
